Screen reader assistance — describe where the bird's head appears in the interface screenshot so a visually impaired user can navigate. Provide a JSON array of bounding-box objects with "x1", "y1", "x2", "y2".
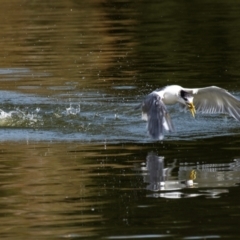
[{"x1": 180, "y1": 90, "x2": 196, "y2": 117}]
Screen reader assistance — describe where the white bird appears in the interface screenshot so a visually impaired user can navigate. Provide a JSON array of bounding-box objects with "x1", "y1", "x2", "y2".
[{"x1": 138, "y1": 85, "x2": 240, "y2": 140}]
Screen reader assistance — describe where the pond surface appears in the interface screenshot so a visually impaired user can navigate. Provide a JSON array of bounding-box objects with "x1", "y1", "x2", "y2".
[{"x1": 1, "y1": 0, "x2": 240, "y2": 239}]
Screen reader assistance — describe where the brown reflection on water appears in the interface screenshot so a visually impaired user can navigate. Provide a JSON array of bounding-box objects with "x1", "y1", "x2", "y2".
[
  {"x1": 1, "y1": 0, "x2": 240, "y2": 98},
  {"x1": 0, "y1": 142, "x2": 102, "y2": 238},
  {"x1": 0, "y1": 0, "x2": 138, "y2": 95},
  {"x1": 0, "y1": 142, "x2": 140, "y2": 238},
  {"x1": 1, "y1": 0, "x2": 240, "y2": 239},
  {"x1": 0, "y1": 139, "x2": 240, "y2": 238}
]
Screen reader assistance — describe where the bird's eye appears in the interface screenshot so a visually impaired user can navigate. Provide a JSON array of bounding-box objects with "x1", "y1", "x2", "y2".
[
  {"x1": 180, "y1": 90, "x2": 187, "y2": 99},
  {"x1": 180, "y1": 90, "x2": 191, "y2": 102}
]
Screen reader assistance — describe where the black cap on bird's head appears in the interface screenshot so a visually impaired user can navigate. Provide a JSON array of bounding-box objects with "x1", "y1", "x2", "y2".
[{"x1": 180, "y1": 90, "x2": 196, "y2": 117}]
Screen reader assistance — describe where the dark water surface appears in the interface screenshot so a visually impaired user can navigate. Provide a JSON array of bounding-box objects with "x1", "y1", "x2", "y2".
[{"x1": 1, "y1": 0, "x2": 240, "y2": 239}]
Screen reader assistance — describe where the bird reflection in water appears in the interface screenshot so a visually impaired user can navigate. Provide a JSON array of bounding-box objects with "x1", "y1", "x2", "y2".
[
  {"x1": 144, "y1": 152, "x2": 197, "y2": 192},
  {"x1": 140, "y1": 153, "x2": 240, "y2": 198},
  {"x1": 145, "y1": 153, "x2": 165, "y2": 191}
]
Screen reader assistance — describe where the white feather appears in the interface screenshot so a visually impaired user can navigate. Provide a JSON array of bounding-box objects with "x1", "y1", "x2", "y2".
[{"x1": 139, "y1": 85, "x2": 240, "y2": 140}]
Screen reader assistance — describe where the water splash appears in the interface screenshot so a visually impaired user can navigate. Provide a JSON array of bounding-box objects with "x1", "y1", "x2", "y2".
[
  {"x1": 0, "y1": 103, "x2": 83, "y2": 137},
  {"x1": 0, "y1": 108, "x2": 43, "y2": 127},
  {"x1": 62, "y1": 104, "x2": 81, "y2": 116},
  {"x1": 0, "y1": 89, "x2": 239, "y2": 142}
]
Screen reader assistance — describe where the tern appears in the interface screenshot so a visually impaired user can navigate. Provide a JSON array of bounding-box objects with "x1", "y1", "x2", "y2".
[{"x1": 138, "y1": 85, "x2": 240, "y2": 140}]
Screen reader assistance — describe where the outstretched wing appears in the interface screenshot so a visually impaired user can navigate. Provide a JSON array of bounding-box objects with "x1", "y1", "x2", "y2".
[
  {"x1": 188, "y1": 86, "x2": 240, "y2": 120},
  {"x1": 141, "y1": 93, "x2": 174, "y2": 140}
]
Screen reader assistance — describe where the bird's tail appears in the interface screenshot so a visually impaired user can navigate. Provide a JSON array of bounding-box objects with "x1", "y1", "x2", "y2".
[{"x1": 143, "y1": 94, "x2": 174, "y2": 140}]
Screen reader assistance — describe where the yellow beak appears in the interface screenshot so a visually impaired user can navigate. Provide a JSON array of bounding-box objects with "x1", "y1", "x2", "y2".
[{"x1": 187, "y1": 102, "x2": 196, "y2": 118}]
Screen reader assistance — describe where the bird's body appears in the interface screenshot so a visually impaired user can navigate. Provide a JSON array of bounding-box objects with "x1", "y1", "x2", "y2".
[{"x1": 139, "y1": 85, "x2": 240, "y2": 140}]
